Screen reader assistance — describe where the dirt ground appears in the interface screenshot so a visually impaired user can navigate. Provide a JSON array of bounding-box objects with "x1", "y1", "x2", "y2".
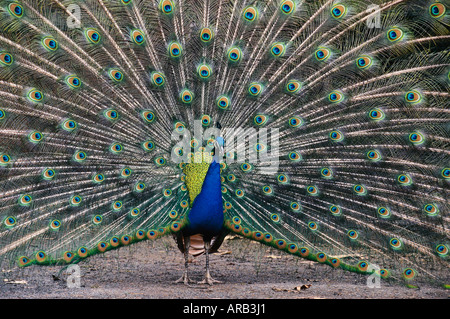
[{"x1": 0, "y1": 236, "x2": 448, "y2": 300}]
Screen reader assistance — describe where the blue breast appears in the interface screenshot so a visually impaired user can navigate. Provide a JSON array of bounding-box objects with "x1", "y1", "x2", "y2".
[{"x1": 184, "y1": 161, "x2": 224, "y2": 238}]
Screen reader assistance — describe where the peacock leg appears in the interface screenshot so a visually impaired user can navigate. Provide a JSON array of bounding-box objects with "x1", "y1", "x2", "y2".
[
  {"x1": 174, "y1": 236, "x2": 194, "y2": 285},
  {"x1": 198, "y1": 238, "x2": 222, "y2": 285}
]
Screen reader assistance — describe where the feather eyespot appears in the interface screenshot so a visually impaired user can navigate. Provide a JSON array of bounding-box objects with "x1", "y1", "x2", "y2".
[
  {"x1": 377, "y1": 269, "x2": 390, "y2": 279},
  {"x1": 150, "y1": 71, "x2": 165, "y2": 87},
  {"x1": 288, "y1": 151, "x2": 301, "y2": 162},
  {"x1": 27, "y1": 89, "x2": 44, "y2": 103},
  {"x1": 201, "y1": 115, "x2": 211, "y2": 126},
  {"x1": 200, "y1": 27, "x2": 214, "y2": 43},
  {"x1": 18, "y1": 256, "x2": 31, "y2": 267},
  {"x1": 235, "y1": 189, "x2": 244, "y2": 197},
  {"x1": 328, "y1": 90, "x2": 344, "y2": 103},
  {"x1": 405, "y1": 90, "x2": 422, "y2": 104},
  {"x1": 288, "y1": 243, "x2": 298, "y2": 254},
  {"x1": 330, "y1": 258, "x2": 341, "y2": 268},
  {"x1": 270, "y1": 214, "x2": 280, "y2": 223},
  {"x1": 308, "y1": 221, "x2": 318, "y2": 231},
  {"x1": 387, "y1": 27, "x2": 404, "y2": 42},
  {"x1": 42, "y1": 37, "x2": 58, "y2": 51},
  {"x1": 290, "y1": 201, "x2": 301, "y2": 212},
  {"x1": 136, "y1": 229, "x2": 146, "y2": 239},
  {"x1": 65, "y1": 75, "x2": 81, "y2": 89},
  {"x1": 288, "y1": 116, "x2": 303, "y2": 128},
  {"x1": 299, "y1": 247, "x2": 310, "y2": 257},
  {"x1": 155, "y1": 156, "x2": 166, "y2": 166},
  {"x1": 174, "y1": 121, "x2": 186, "y2": 134},
  {"x1": 4, "y1": 216, "x2": 17, "y2": 228},
  {"x1": 347, "y1": 230, "x2": 359, "y2": 240},
  {"x1": 403, "y1": 268, "x2": 416, "y2": 280},
  {"x1": 134, "y1": 182, "x2": 146, "y2": 192},
  {"x1": 28, "y1": 131, "x2": 43, "y2": 144},
  {"x1": 389, "y1": 237, "x2": 403, "y2": 250},
  {"x1": 36, "y1": 251, "x2": 47, "y2": 263},
  {"x1": 286, "y1": 80, "x2": 302, "y2": 94},
  {"x1": 85, "y1": 28, "x2": 101, "y2": 44},
  {"x1": 121, "y1": 0, "x2": 132, "y2": 5},
  {"x1": 50, "y1": 219, "x2": 61, "y2": 230},
  {"x1": 159, "y1": 0, "x2": 174, "y2": 14},
  {"x1": 103, "y1": 109, "x2": 119, "y2": 121},
  {"x1": 180, "y1": 200, "x2": 188, "y2": 208},
  {"x1": 8, "y1": 3, "x2": 24, "y2": 18},
  {"x1": 0, "y1": 52, "x2": 13, "y2": 66},
  {"x1": 217, "y1": 95, "x2": 230, "y2": 109},
  {"x1": 306, "y1": 185, "x2": 319, "y2": 196},
  {"x1": 377, "y1": 206, "x2": 391, "y2": 219},
  {"x1": 0, "y1": 108, "x2": 5, "y2": 120},
  {"x1": 262, "y1": 185, "x2": 273, "y2": 195},
  {"x1": 97, "y1": 242, "x2": 108, "y2": 253},
  {"x1": 329, "y1": 130, "x2": 344, "y2": 142},
  {"x1": 110, "y1": 236, "x2": 120, "y2": 247},
  {"x1": 112, "y1": 201, "x2": 123, "y2": 212},
  {"x1": 280, "y1": 0, "x2": 295, "y2": 14},
  {"x1": 436, "y1": 244, "x2": 449, "y2": 257},
  {"x1": 353, "y1": 184, "x2": 367, "y2": 196},
  {"x1": 357, "y1": 261, "x2": 369, "y2": 272},
  {"x1": 243, "y1": 6, "x2": 258, "y2": 22},
  {"x1": 73, "y1": 150, "x2": 87, "y2": 163},
  {"x1": 329, "y1": 205, "x2": 342, "y2": 216},
  {"x1": 368, "y1": 108, "x2": 385, "y2": 121},
  {"x1": 367, "y1": 149, "x2": 382, "y2": 162},
  {"x1": 397, "y1": 174, "x2": 412, "y2": 186},
  {"x1": 63, "y1": 251, "x2": 74, "y2": 263},
  {"x1": 331, "y1": 4, "x2": 346, "y2": 19},
  {"x1": 18, "y1": 194, "x2": 32, "y2": 206},
  {"x1": 163, "y1": 189, "x2": 172, "y2": 197},
  {"x1": 197, "y1": 64, "x2": 212, "y2": 80},
  {"x1": 441, "y1": 168, "x2": 450, "y2": 179},
  {"x1": 109, "y1": 236, "x2": 120, "y2": 247},
  {"x1": 270, "y1": 42, "x2": 286, "y2": 58},
  {"x1": 320, "y1": 167, "x2": 333, "y2": 179},
  {"x1": 254, "y1": 114, "x2": 267, "y2": 126},
  {"x1": 409, "y1": 132, "x2": 425, "y2": 145},
  {"x1": 142, "y1": 140, "x2": 155, "y2": 152},
  {"x1": 70, "y1": 195, "x2": 82, "y2": 207},
  {"x1": 315, "y1": 48, "x2": 331, "y2": 62},
  {"x1": 241, "y1": 163, "x2": 253, "y2": 172},
  {"x1": 227, "y1": 46, "x2": 242, "y2": 63},
  {"x1": 78, "y1": 247, "x2": 88, "y2": 258},
  {"x1": 141, "y1": 110, "x2": 156, "y2": 124},
  {"x1": 62, "y1": 119, "x2": 77, "y2": 132},
  {"x1": 169, "y1": 41, "x2": 183, "y2": 58},
  {"x1": 131, "y1": 29, "x2": 145, "y2": 45},
  {"x1": 316, "y1": 252, "x2": 327, "y2": 263},
  {"x1": 180, "y1": 89, "x2": 194, "y2": 103},
  {"x1": 248, "y1": 82, "x2": 263, "y2": 96},
  {"x1": 92, "y1": 173, "x2": 105, "y2": 184},
  {"x1": 0, "y1": 153, "x2": 11, "y2": 166},
  {"x1": 109, "y1": 69, "x2": 124, "y2": 82},
  {"x1": 277, "y1": 174, "x2": 288, "y2": 184},
  {"x1": 120, "y1": 167, "x2": 132, "y2": 178},
  {"x1": 423, "y1": 203, "x2": 439, "y2": 217},
  {"x1": 110, "y1": 143, "x2": 123, "y2": 154},
  {"x1": 356, "y1": 56, "x2": 373, "y2": 69},
  {"x1": 430, "y1": 3, "x2": 446, "y2": 19},
  {"x1": 92, "y1": 215, "x2": 103, "y2": 225},
  {"x1": 120, "y1": 235, "x2": 131, "y2": 245}
]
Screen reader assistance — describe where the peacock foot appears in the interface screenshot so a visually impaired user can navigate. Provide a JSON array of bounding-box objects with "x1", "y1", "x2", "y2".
[
  {"x1": 174, "y1": 273, "x2": 195, "y2": 286},
  {"x1": 197, "y1": 273, "x2": 222, "y2": 285}
]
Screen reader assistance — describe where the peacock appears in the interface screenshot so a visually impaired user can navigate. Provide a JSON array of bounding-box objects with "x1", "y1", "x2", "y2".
[{"x1": 0, "y1": 0, "x2": 448, "y2": 289}]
